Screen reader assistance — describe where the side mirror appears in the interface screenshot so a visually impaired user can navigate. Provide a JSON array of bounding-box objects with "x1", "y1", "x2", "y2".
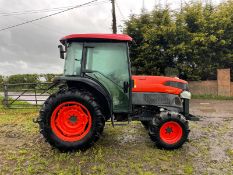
[{"x1": 58, "y1": 45, "x2": 65, "y2": 59}]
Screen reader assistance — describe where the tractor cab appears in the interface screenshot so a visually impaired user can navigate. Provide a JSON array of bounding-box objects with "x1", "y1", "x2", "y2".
[{"x1": 58, "y1": 34, "x2": 133, "y2": 114}]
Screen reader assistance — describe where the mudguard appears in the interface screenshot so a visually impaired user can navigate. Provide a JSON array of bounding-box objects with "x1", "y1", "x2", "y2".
[{"x1": 53, "y1": 76, "x2": 112, "y2": 119}]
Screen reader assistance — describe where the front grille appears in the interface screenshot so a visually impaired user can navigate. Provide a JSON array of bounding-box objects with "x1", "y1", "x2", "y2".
[
  {"x1": 174, "y1": 97, "x2": 182, "y2": 106},
  {"x1": 144, "y1": 94, "x2": 171, "y2": 105},
  {"x1": 132, "y1": 92, "x2": 183, "y2": 107}
]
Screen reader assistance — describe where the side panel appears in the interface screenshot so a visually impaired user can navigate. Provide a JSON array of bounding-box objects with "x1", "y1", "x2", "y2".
[{"x1": 132, "y1": 92, "x2": 182, "y2": 109}]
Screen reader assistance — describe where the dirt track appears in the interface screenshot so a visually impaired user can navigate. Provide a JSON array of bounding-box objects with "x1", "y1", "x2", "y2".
[
  {"x1": 0, "y1": 99, "x2": 232, "y2": 174},
  {"x1": 189, "y1": 99, "x2": 233, "y2": 174},
  {"x1": 191, "y1": 99, "x2": 233, "y2": 118}
]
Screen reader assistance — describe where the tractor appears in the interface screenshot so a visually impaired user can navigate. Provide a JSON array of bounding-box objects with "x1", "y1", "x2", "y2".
[{"x1": 36, "y1": 34, "x2": 197, "y2": 151}]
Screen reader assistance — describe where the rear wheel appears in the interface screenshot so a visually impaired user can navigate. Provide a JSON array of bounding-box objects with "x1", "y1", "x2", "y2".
[
  {"x1": 149, "y1": 112, "x2": 189, "y2": 149},
  {"x1": 39, "y1": 89, "x2": 105, "y2": 151}
]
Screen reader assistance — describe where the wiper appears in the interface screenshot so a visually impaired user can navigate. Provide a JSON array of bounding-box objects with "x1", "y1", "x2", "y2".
[{"x1": 83, "y1": 70, "x2": 123, "y2": 90}]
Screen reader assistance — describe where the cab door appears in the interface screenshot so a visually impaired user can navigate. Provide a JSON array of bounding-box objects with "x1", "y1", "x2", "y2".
[{"x1": 84, "y1": 42, "x2": 131, "y2": 113}]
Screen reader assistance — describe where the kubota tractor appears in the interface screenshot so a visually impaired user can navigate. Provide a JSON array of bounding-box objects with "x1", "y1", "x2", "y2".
[{"x1": 36, "y1": 34, "x2": 197, "y2": 151}]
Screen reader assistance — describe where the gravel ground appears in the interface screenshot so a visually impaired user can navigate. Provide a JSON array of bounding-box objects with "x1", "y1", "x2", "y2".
[{"x1": 189, "y1": 99, "x2": 233, "y2": 174}]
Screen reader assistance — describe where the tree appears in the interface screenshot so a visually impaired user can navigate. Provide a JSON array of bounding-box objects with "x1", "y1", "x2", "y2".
[
  {"x1": 8, "y1": 74, "x2": 39, "y2": 84},
  {"x1": 43, "y1": 74, "x2": 57, "y2": 82},
  {"x1": 124, "y1": 1, "x2": 233, "y2": 81},
  {"x1": 0, "y1": 75, "x2": 4, "y2": 84},
  {"x1": 125, "y1": 8, "x2": 177, "y2": 75}
]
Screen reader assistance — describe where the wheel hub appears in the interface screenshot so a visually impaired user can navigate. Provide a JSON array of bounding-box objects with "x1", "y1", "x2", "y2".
[
  {"x1": 165, "y1": 126, "x2": 173, "y2": 134},
  {"x1": 69, "y1": 115, "x2": 78, "y2": 124}
]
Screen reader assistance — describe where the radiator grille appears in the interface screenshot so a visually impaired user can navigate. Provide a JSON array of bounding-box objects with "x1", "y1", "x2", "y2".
[{"x1": 144, "y1": 94, "x2": 171, "y2": 105}]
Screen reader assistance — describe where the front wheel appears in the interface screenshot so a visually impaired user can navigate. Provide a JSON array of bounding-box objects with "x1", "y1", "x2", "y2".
[
  {"x1": 39, "y1": 89, "x2": 105, "y2": 151},
  {"x1": 149, "y1": 112, "x2": 189, "y2": 150}
]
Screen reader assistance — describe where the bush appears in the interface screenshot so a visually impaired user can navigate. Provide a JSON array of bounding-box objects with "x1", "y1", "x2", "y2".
[{"x1": 124, "y1": 1, "x2": 233, "y2": 81}]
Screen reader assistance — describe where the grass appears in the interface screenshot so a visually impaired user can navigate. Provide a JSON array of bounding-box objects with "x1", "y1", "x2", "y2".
[
  {"x1": 1, "y1": 95, "x2": 41, "y2": 109},
  {"x1": 192, "y1": 94, "x2": 233, "y2": 100},
  {"x1": 0, "y1": 104, "x2": 195, "y2": 175},
  {"x1": 183, "y1": 165, "x2": 194, "y2": 174},
  {"x1": 0, "y1": 97, "x2": 233, "y2": 174},
  {"x1": 226, "y1": 149, "x2": 233, "y2": 157}
]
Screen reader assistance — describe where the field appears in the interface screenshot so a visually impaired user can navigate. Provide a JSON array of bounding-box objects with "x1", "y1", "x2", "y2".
[{"x1": 0, "y1": 99, "x2": 233, "y2": 175}]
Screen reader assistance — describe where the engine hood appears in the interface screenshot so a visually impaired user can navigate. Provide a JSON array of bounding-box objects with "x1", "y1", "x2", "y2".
[{"x1": 132, "y1": 75, "x2": 188, "y2": 95}]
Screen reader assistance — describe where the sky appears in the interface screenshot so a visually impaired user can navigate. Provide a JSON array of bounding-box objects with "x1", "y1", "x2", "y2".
[{"x1": 0, "y1": 0, "x2": 222, "y2": 75}]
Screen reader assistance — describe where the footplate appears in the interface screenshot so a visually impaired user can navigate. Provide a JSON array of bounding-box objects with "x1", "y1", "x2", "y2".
[{"x1": 186, "y1": 114, "x2": 200, "y2": 121}]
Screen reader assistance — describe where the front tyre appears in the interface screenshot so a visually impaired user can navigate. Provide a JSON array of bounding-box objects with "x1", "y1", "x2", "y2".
[
  {"x1": 149, "y1": 112, "x2": 189, "y2": 150},
  {"x1": 39, "y1": 89, "x2": 105, "y2": 151}
]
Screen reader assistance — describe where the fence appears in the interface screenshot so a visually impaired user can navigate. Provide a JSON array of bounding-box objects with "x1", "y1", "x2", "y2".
[{"x1": 1, "y1": 82, "x2": 55, "y2": 108}]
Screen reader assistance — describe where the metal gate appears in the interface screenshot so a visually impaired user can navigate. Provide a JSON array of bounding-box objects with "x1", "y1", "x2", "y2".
[{"x1": 1, "y1": 82, "x2": 56, "y2": 109}]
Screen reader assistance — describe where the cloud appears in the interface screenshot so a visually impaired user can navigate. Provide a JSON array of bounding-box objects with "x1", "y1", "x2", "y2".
[
  {"x1": 0, "y1": 0, "x2": 221, "y2": 75},
  {"x1": 0, "y1": 0, "x2": 114, "y2": 75},
  {"x1": 0, "y1": 61, "x2": 28, "y2": 75}
]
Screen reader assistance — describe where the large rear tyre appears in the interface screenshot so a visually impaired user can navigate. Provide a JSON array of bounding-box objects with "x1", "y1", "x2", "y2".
[
  {"x1": 149, "y1": 112, "x2": 189, "y2": 150},
  {"x1": 39, "y1": 89, "x2": 105, "y2": 151}
]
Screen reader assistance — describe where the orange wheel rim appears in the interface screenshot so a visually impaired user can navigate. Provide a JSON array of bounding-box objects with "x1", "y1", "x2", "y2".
[
  {"x1": 51, "y1": 101, "x2": 92, "y2": 142},
  {"x1": 159, "y1": 121, "x2": 183, "y2": 144}
]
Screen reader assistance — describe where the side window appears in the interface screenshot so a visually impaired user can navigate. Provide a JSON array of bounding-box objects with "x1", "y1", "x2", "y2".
[
  {"x1": 86, "y1": 43, "x2": 129, "y2": 85},
  {"x1": 64, "y1": 43, "x2": 83, "y2": 76}
]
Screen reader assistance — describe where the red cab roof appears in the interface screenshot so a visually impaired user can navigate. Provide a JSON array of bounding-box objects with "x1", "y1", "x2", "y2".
[{"x1": 60, "y1": 34, "x2": 132, "y2": 43}]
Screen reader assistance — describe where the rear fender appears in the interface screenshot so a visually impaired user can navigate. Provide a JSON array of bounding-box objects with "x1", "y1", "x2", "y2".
[{"x1": 53, "y1": 76, "x2": 112, "y2": 120}]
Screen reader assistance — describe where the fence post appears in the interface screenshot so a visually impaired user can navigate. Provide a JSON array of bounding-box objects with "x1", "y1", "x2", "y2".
[
  {"x1": 35, "y1": 89, "x2": 38, "y2": 107},
  {"x1": 3, "y1": 84, "x2": 9, "y2": 107}
]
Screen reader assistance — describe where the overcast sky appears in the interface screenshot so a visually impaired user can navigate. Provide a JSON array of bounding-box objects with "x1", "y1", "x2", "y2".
[{"x1": 0, "y1": 0, "x2": 222, "y2": 75}]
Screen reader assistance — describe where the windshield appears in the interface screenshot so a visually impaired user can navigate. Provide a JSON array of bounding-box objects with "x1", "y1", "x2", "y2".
[{"x1": 64, "y1": 43, "x2": 83, "y2": 76}]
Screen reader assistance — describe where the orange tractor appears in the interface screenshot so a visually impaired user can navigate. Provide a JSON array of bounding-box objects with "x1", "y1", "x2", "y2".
[{"x1": 36, "y1": 34, "x2": 197, "y2": 151}]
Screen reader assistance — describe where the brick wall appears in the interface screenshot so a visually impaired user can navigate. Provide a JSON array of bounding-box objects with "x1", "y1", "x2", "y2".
[
  {"x1": 189, "y1": 81, "x2": 218, "y2": 95},
  {"x1": 188, "y1": 69, "x2": 232, "y2": 96}
]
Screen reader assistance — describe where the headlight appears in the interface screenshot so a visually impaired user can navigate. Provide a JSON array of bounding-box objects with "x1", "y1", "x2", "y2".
[
  {"x1": 164, "y1": 81, "x2": 189, "y2": 91},
  {"x1": 180, "y1": 91, "x2": 191, "y2": 99}
]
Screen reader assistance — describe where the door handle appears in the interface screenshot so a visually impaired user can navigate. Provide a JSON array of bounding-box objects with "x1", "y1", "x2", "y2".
[{"x1": 123, "y1": 81, "x2": 129, "y2": 93}]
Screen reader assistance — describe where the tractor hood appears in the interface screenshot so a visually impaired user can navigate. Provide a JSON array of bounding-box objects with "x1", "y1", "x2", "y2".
[{"x1": 132, "y1": 75, "x2": 188, "y2": 95}]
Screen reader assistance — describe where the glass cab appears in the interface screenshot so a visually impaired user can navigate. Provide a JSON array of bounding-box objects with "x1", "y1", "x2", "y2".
[{"x1": 64, "y1": 41, "x2": 131, "y2": 113}]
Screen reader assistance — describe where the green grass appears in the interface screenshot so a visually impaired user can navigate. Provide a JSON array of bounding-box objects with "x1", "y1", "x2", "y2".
[
  {"x1": 183, "y1": 165, "x2": 194, "y2": 174},
  {"x1": 0, "y1": 95, "x2": 41, "y2": 109},
  {"x1": 226, "y1": 149, "x2": 233, "y2": 157},
  {"x1": 0, "y1": 96, "x2": 233, "y2": 174},
  {"x1": 0, "y1": 102, "x2": 196, "y2": 175},
  {"x1": 192, "y1": 94, "x2": 233, "y2": 100}
]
